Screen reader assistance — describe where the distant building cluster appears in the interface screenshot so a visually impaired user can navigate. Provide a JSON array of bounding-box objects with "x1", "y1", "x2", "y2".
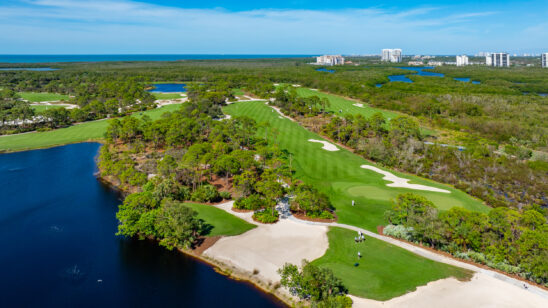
[
  {"x1": 381, "y1": 49, "x2": 402, "y2": 63},
  {"x1": 490, "y1": 53, "x2": 510, "y2": 67},
  {"x1": 542, "y1": 53, "x2": 548, "y2": 68},
  {"x1": 456, "y1": 55, "x2": 469, "y2": 66},
  {"x1": 316, "y1": 55, "x2": 344, "y2": 66}
]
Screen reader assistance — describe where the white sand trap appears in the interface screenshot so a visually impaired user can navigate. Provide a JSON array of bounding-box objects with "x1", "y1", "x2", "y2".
[
  {"x1": 360, "y1": 165, "x2": 450, "y2": 193},
  {"x1": 204, "y1": 202, "x2": 328, "y2": 283},
  {"x1": 350, "y1": 273, "x2": 548, "y2": 308},
  {"x1": 308, "y1": 139, "x2": 339, "y2": 151},
  {"x1": 310, "y1": 89, "x2": 318, "y2": 91},
  {"x1": 353, "y1": 103, "x2": 364, "y2": 108}
]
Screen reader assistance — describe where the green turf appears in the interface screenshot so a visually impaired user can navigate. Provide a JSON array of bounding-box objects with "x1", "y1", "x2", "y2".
[
  {"x1": 0, "y1": 104, "x2": 182, "y2": 152},
  {"x1": 232, "y1": 88, "x2": 245, "y2": 96},
  {"x1": 18, "y1": 92, "x2": 70, "y2": 102},
  {"x1": 184, "y1": 203, "x2": 256, "y2": 237},
  {"x1": 312, "y1": 227, "x2": 472, "y2": 300},
  {"x1": 152, "y1": 93, "x2": 186, "y2": 100},
  {"x1": 224, "y1": 101, "x2": 488, "y2": 232}
]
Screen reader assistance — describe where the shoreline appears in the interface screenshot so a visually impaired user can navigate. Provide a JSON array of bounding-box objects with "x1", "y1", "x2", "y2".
[{"x1": 94, "y1": 161, "x2": 297, "y2": 307}]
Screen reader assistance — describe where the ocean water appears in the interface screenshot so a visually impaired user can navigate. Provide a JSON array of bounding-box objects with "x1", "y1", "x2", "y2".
[
  {"x1": 0, "y1": 54, "x2": 315, "y2": 63},
  {"x1": 0, "y1": 143, "x2": 285, "y2": 307}
]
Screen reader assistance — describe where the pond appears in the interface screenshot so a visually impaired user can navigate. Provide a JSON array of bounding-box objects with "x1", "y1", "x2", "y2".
[
  {"x1": 0, "y1": 143, "x2": 285, "y2": 307},
  {"x1": 147, "y1": 83, "x2": 187, "y2": 93},
  {"x1": 316, "y1": 68, "x2": 335, "y2": 73},
  {"x1": 454, "y1": 77, "x2": 481, "y2": 84}
]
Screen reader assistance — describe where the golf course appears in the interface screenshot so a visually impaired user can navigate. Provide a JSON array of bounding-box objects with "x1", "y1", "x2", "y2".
[
  {"x1": 0, "y1": 104, "x2": 182, "y2": 152},
  {"x1": 18, "y1": 92, "x2": 70, "y2": 102},
  {"x1": 186, "y1": 203, "x2": 256, "y2": 237},
  {"x1": 224, "y1": 100, "x2": 482, "y2": 299},
  {"x1": 224, "y1": 100, "x2": 488, "y2": 231}
]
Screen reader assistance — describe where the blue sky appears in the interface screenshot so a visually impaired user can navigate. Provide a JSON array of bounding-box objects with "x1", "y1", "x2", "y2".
[{"x1": 0, "y1": 0, "x2": 547, "y2": 54}]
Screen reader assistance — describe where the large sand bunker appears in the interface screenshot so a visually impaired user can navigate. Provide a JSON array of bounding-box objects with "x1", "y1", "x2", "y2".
[
  {"x1": 308, "y1": 139, "x2": 339, "y2": 151},
  {"x1": 350, "y1": 273, "x2": 548, "y2": 308},
  {"x1": 204, "y1": 202, "x2": 329, "y2": 284},
  {"x1": 360, "y1": 165, "x2": 450, "y2": 193}
]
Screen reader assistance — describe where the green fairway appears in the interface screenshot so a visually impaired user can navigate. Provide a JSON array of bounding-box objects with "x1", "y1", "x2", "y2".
[
  {"x1": 30, "y1": 105, "x2": 67, "y2": 112},
  {"x1": 312, "y1": 228, "x2": 472, "y2": 300},
  {"x1": 296, "y1": 88, "x2": 397, "y2": 120},
  {"x1": 0, "y1": 104, "x2": 182, "y2": 152},
  {"x1": 224, "y1": 101, "x2": 488, "y2": 232},
  {"x1": 232, "y1": 88, "x2": 245, "y2": 96},
  {"x1": 18, "y1": 92, "x2": 70, "y2": 102},
  {"x1": 152, "y1": 93, "x2": 186, "y2": 100},
  {"x1": 185, "y1": 203, "x2": 256, "y2": 237}
]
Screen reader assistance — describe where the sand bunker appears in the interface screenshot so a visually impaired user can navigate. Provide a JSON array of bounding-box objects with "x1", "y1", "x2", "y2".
[
  {"x1": 360, "y1": 165, "x2": 450, "y2": 193},
  {"x1": 353, "y1": 103, "x2": 364, "y2": 108},
  {"x1": 350, "y1": 273, "x2": 548, "y2": 308},
  {"x1": 204, "y1": 202, "x2": 328, "y2": 284},
  {"x1": 308, "y1": 139, "x2": 339, "y2": 151}
]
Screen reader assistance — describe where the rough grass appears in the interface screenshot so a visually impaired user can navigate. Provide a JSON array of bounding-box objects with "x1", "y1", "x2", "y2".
[
  {"x1": 224, "y1": 101, "x2": 488, "y2": 232},
  {"x1": 18, "y1": 92, "x2": 70, "y2": 102},
  {"x1": 184, "y1": 203, "x2": 256, "y2": 237},
  {"x1": 312, "y1": 227, "x2": 472, "y2": 300},
  {"x1": 0, "y1": 104, "x2": 182, "y2": 152}
]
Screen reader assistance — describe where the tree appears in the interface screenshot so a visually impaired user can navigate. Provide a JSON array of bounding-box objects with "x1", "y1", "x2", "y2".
[
  {"x1": 278, "y1": 260, "x2": 350, "y2": 305},
  {"x1": 116, "y1": 192, "x2": 158, "y2": 237},
  {"x1": 155, "y1": 200, "x2": 203, "y2": 249}
]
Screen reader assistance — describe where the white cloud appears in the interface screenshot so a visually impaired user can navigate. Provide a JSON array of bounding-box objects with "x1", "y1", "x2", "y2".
[{"x1": 0, "y1": 0, "x2": 540, "y2": 54}]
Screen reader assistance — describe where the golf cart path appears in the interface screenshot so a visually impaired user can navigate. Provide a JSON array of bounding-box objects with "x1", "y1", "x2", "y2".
[{"x1": 286, "y1": 215, "x2": 548, "y2": 301}]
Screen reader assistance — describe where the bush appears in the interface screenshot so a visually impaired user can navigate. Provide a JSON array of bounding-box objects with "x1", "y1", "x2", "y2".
[
  {"x1": 382, "y1": 224, "x2": 414, "y2": 241},
  {"x1": 253, "y1": 209, "x2": 279, "y2": 223},
  {"x1": 219, "y1": 191, "x2": 231, "y2": 200},
  {"x1": 191, "y1": 184, "x2": 221, "y2": 203},
  {"x1": 234, "y1": 194, "x2": 267, "y2": 210}
]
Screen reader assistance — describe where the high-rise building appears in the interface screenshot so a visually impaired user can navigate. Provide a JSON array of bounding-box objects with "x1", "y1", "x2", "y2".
[
  {"x1": 542, "y1": 53, "x2": 548, "y2": 68},
  {"x1": 456, "y1": 55, "x2": 469, "y2": 66},
  {"x1": 381, "y1": 49, "x2": 402, "y2": 63},
  {"x1": 316, "y1": 55, "x2": 345, "y2": 66},
  {"x1": 491, "y1": 53, "x2": 510, "y2": 67},
  {"x1": 485, "y1": 53, "x2": 492, "y2": 66}
]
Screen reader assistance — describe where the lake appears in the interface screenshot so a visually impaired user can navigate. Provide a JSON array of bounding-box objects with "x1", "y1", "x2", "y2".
[
  {"x1": 147, "y1": 83, "x2": 187, "y2": 93},
  {"x1": 0, "y1": 143, "x2": 285, "y2": 307}
]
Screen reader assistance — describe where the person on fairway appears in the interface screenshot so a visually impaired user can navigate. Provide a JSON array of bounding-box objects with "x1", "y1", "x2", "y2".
[{"x1": 352, "y1": 200, "x2": 355, "y2": 206}]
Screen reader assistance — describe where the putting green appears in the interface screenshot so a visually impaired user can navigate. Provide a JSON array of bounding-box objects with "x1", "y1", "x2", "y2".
[
  {"x1": 0, "y1": 104, "x2": 183, "y2": 152},
  {"x1": 312, "y1": 227, "x2": 472, "y2": 300},
  {"x1": 224, "y1": 101, "x2": 488, "y2": 232}
]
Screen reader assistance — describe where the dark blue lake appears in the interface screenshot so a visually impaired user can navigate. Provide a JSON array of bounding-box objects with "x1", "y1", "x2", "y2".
[
  {"x1": 398, "y1": 67, "x2": 445, "y2": 77},
  {"x1": 454, "y1": 77, "x2": 481, "y2": 84},
  {"x1": 147, "y1": 83, "x2": 187, "y2": 93},
  {"x1": 0, "y1": 143, "x2": 284, "y2": 307},
  {"x1": 388, "y1": 75, "x2": 413, "y2": 83}
]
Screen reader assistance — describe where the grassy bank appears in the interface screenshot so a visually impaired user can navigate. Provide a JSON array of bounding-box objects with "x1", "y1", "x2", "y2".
[
  {"x1": 152, "y1": 93, "x2": 186, "y2": 100},
  {"x1": 0, "y1": 104, "x2": 182, "y2": 152},
  {"x1": 185, "y1": 203, "x2": 256, "y2": 237},
  {"x1": 312, "y1": 227, "x2": 472, "y2": 300}
]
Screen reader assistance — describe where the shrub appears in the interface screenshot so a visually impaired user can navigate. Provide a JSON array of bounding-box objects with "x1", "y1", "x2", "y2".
[
  {"x1": 191, "y1": 184, "x2": 221, "y2": 203},
  {"x1": 219, "y1": 191, "x2": 232, "y2": 200},
  {"x1": 253, "y1": 209, "x2": 279, "y2": 223},
  {"x1": 382, "y1": 224, "x2": 414, "y2": 241},
  {"x1": 234, "y1": 194, "x2": 267, "y2": 210}
]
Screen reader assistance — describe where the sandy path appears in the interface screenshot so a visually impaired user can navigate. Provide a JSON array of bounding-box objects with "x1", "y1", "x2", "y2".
[
  {"x1": 266, "y1": 102, "x2": 295, "y2": 122},
  {"x1": 204, "y1": 201, "x2": 329, "y2": 284},
  {"x1": 360, "y1": 165, "x2": 450, "y2": 193},
  {"x1": 308, "y1": 139, "x2": 339, "y2": 151},
  {"x1": 349, "y1": 273, "x2": 548, "y2": 308},
  {"x1": 353, "y1": 103, "x2": 364, "y2": 108}
]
